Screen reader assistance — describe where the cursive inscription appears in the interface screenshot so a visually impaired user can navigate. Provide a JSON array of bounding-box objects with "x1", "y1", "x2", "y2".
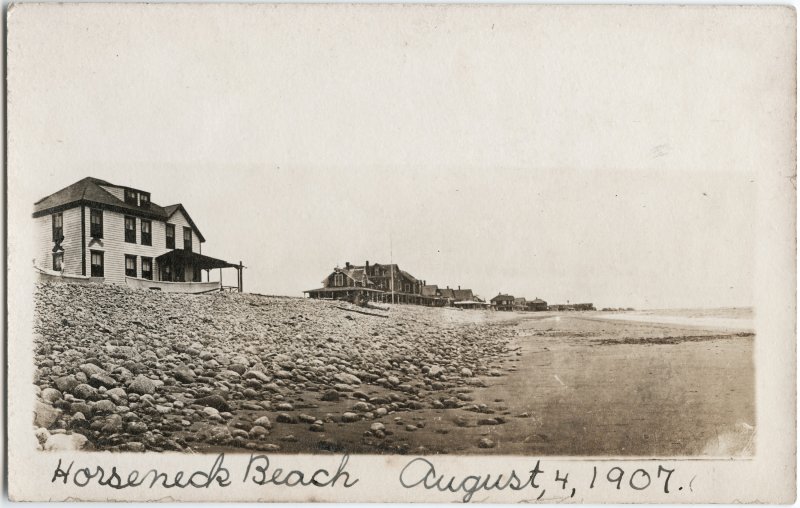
[{"x1": 399, "y1": 457, "x2": 546, "y2": 502}]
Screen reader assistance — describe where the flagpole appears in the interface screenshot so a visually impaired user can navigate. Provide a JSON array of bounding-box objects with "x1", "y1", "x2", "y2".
[{"x1": 390, "y1": 233, "x2": 394, "y2": 304}]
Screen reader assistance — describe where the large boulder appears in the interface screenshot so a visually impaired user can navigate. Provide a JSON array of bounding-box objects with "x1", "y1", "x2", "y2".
[
  {"x1": 34, "y1": 401, "x2": 61, "y2": 429},
  {"x1": 43, "y1": 433, "x2": 89, "y2": 451}
]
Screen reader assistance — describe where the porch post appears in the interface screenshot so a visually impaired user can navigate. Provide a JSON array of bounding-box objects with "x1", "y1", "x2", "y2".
[{"x1": 238, "y1": 260, "x2": 243, "y2": 293}]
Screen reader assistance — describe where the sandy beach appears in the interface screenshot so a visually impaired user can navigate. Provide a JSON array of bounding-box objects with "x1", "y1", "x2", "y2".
[{"x1": 32, "y1": 283, "x2": 754, "y2": 457}]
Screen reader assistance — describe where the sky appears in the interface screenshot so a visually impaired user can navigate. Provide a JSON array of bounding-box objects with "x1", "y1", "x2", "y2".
[{"x1": 8, "y1": 4, "x2": 785, "y2": 309}]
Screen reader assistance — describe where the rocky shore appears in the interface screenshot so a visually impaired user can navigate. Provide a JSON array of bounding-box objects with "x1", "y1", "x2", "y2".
[{"x1": 32, "y1": 283, "x2": 518, "y2": 453}]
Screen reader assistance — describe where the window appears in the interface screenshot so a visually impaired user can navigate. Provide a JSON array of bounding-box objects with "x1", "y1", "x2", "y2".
[
  {"x1": 405, "y1": 283, "x2": 410, "y2": 293},
  {"x1": 90, "y1": 250, "x2": 104, "y2": 277},
  {"x1": 125, "y1": 255, "x2": 137, "y2": 277},
  {"x1": 165, "y1": 224, "x2": 175, "y2": 249},
  {"x1": 124, "y1": 216, "x2": 136, "y2": 243},
  {"x1": 52, "y1": 252, "x2": 63, "y2": 271},
  {"x1": 124, "y1": 189, "x2": 138, "y2": 205},
  {"x1": 141, "y1": 257, "x2": 153, "y2": 280},
  {"x1": 52, "y1": 213, "x2": 63, "y2": 241},
  {"x1": 89, "y1": 209, "x2": 103, "y2": 238},
  {"x1": 141, "y1": 219, "x2": 152, "y2": 246},
  {"x1": 161, "y1": 264, "x2": 172, "y2": 282},
  {"x1": 334, "y1": 273, "x2": 344, "y2": 287},
  {"x1": 183, "y1": 227, "x2": 192, "y2": 252},
  {"x1": 139, "y1": 193, "x2": 150, "y2": 207}
]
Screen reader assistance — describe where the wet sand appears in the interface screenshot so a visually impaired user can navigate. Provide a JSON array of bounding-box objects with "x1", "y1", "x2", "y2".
[{"x1": 200, "y1": 311, "x2": 754, "y2": 457}]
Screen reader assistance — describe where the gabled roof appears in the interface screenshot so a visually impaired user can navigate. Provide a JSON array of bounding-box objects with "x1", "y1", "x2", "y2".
[
  {"x1": 421, "y1": 285, "x2": 439, "y2": 297},
  {"x1": 163, "y1": 203, "x2": 205, "y2": 243},
  {"x1": 33, "y1": 177, "x2": 206, "y2": 242},
  {"x1": 531, "y1": 298, "x2": 547, "y2": 304},
  {"x1": 439, "y1": 288, "x2": 456, "y2": 299},
  {"x1": 325, "y1": 267, "x2": 372, "y2": 287},
  {"x1": 514, "y1": 297, "x2": 527, "y2": 303},
  {"x1": 453, "y1": 289, "x2": 474, "y2": 301},
  {"x1": 399, "y1": 270, "x2": 418, "y2": 283},
  {"x1": 491, "y1": 294, "x2": 514, "y2": 302}
]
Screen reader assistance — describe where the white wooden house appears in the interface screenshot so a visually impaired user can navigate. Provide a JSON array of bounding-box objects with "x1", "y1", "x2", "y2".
[{"x1": 33, "y1": 177, "x2": 243, "y2": 292}]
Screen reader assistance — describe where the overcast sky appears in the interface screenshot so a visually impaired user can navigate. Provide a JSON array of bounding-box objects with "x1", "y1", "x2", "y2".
[{"x1": 10, "y1": 4, "x2": 783, "y2": 309}]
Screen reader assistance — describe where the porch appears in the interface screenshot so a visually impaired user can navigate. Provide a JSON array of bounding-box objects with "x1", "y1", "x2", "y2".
[{"x1": 155, "y1": 250, "x2": 245, "y2": 293}]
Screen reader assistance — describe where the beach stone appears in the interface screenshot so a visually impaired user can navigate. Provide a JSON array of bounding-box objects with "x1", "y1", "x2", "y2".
[
  {"x1": 128, "y1": 376, "x2": 156, "y2": 395},
  {"x1": 370, "y1": 422, "x2": 386, "y2": 432},
  {"x1": 194, "y1": 394, "x2": 230, "y2": 412},
  {"x1": 334, "y1": 372, "x2": 361, "y2": 385},
  {"x1": 34, "y1": 428, "x2": 50, "y2": 446},
  {"x1": 34, "y1": 401, "x2": 61, "y2": 429},
  {"x1": 126, "y1": 421, "x2": 148, "y2": 434},
  {"x1": 207, "y1": 425, "x2": 233, "y2": 445},
  {"x1": 253, "y1": 416, "x2": 272, "y2": 429},
  {"x1": 69, "y1": 412, "x2": 87, "y2": 428},
  {"x1": 89, "y1": 373, "x2": 117, "y2": 389},
  {"x1": 80, "y1": 363, "x2": 106, "y2": 377},
  {"x1": 92, "y1": 400, "x2": 116, "y2": 415},
  {"x1": 54, "y1": 375, "x2": 80, "y2": 393},
  {"x1": 321, "y1": 390, "x2": 340, "y2": 402},
  {"x1": 72, "y1": 383, "x2": 97, "y2": 400},
  {"x1": 341, "y1": 412, "x2": 360, "y2": 423},
  {"x1": 249, "y1": 426, "x2": 269, "y2": 439},
  {"x1": 173, "y1": 367, "x2": 196, "y2": 384},
  {"x1": 427, "y1": 365, "x2": 445, "y2": 377},
  {"x1": 276, "y1": 413, "x2": 297, "y2": 424},
  {"x1": 40, "y1": 388, "x2": 63, "y2": 404},
  {"x1": 478, "y1": 438, "x2": 496, "y2": 449},
  {"x1": 101, "y1": 414, "x2": 124, "y2": 433},
  {"x1": 44, "y1": 433, "x2": 89, "y2": 451}
]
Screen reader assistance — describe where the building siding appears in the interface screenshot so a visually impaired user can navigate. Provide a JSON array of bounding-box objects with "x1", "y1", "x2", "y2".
[
  {"x1": 84, "y1": 209, "x2": 173, "y2": 285},
  {"x1": 35, "y1": 207, "x2": 83, "y2": 275},
  {"x1": 166, "y1": 209, "x2": 197, "y2": 252}
]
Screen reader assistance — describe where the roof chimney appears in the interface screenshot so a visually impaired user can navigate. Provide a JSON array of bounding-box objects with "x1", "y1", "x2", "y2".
[
  {"x1": 458, "y1": 285, "x2": 461, "y2": 290},
  {"x1": 345, "y1": 262, "x2": 351, "y2": 269},
  {"x1": 365, "y1": 260, "x2": 369, "y2": 273}
]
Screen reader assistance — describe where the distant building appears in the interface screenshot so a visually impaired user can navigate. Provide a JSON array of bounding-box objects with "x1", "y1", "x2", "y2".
[
  {"x1": 491, "y1": 293, "x2": 515, "y2": 311},
  {"x1": 305, "y1": 260, "x2": 427, "y2": 304},
  {"x1": 513, "y1": 297, "x2": 527, "y2": 311},
  {"x1": 574, "y1": 303, "x2": 596, "y2": 311},
  {"x1": 527, "y1": 298, "x2": 548, "y2": 311}
]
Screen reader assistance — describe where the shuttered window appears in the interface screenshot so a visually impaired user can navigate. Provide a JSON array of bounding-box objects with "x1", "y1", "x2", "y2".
[
  {"x1": 90, "y1": 209, "x2": 103, "y2": 238},
  {"x1": 124, "y1": 216, "x2": 136, "y2": 243},
  {"x1": 52, "y1": 213, "x2": 63, "y2": 241},
  {"x1": 166, "y1": 224, "x2": 175, "y2": 249},
  {"x1": 141, "y1": 257, "x2": 153, "y2": 280},
  {"x1": 141, "y1": 219, "x2": 152, "y2": 246},
  {"x1": 90, "y1": 251, "x2": 104, "y2": 277},
  {"x1": 183, "y1": 227, "x2": 192, "y2": 252},
  {"x1": 125, "y1": 255, "x2": 137, "y2": 277}
]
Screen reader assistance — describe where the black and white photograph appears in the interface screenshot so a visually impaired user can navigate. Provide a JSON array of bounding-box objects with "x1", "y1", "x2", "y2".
[{"x1": 6, "y1": 3, "x2": 796, "y2": 503}]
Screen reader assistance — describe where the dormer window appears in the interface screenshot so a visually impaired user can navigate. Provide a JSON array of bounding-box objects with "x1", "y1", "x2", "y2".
[
  {"x1": 334, "y1": 273, "x2": 344, "y2": 287},
  {"x1": 124, "y1": 189, "x2": 138, "y2": 205},
  {"x1": 139, "y1": 193, "x2": 150, "y2": 207}
]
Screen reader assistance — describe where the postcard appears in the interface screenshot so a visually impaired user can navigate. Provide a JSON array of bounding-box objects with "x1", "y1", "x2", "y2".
[{"x1": 6, "y1": 3, "x2": 796, "y2": 503}]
